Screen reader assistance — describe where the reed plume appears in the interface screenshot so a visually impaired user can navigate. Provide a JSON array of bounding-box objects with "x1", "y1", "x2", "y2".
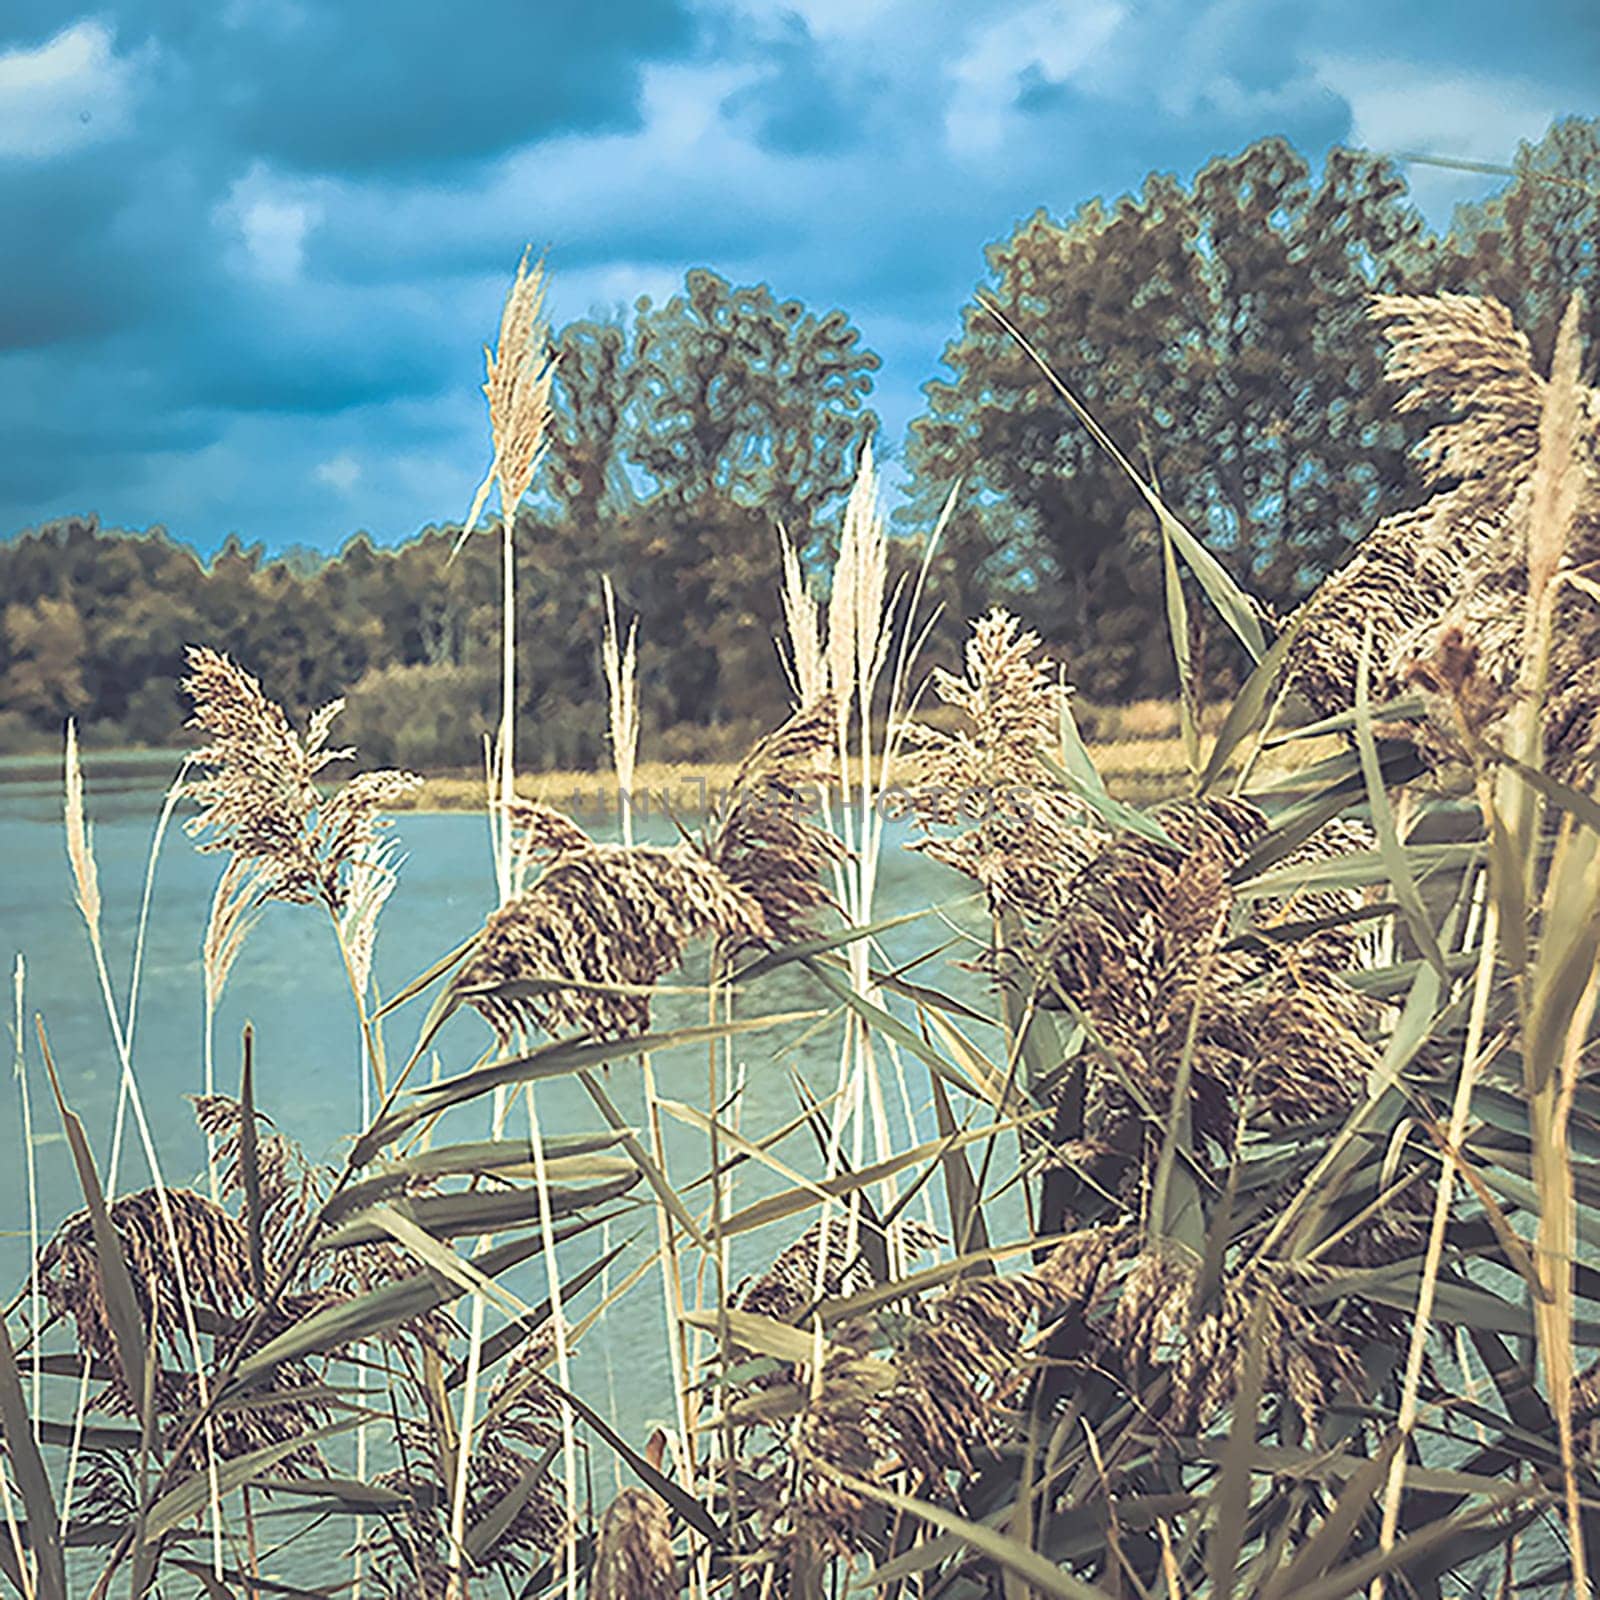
[
  {"x1": 182, "y1": 647, "x2": 421, "y2": 911},
  {"x1": 1034, "y1": 797, "x2": 1378, "y2": 1157},
  {"x1": 38, "y1": 1187, "x2": 251, "y2": 1397},
  {"x1": 704, "y1": 693, "x2": 841, "y2": 946},
  {"x1": 825, "y1": 443, "x2": 890, "y2": 711},
  {"x1": 359, "y1": 1334, "x2": 566, "y2": 1595},
  {"x1": 190, "y1": 1093, "x2": 325, "y2": 1260},
  {"x1": 339, "y1": 837, "x2": 403, "y2": 1000},
  {"x1": 202, "y1": 858, "x2": 267, "y2": 1014},
  {"x1": 1284, "y1": 291, "x2": 1599, "y2": 776},
  {"x1": 458, "y1": 698, "x2": 838, "y2": 1042},
  {"x1": 592, "y1": 1486, "x2": 674, "y2": 1600},
  {"x1": 778, "y1": 534, "x2": 827, "y2": 707},
  {"x1": 63, "y1": 718, "x2": 101, "y2": 939},
  {"x1": 1099, "y1": 1250, "x2": 1363, "y2": 1432},
  {"x1": 600, "y1": 576, "x2": 641, "y2": 807},
  {"x1": 458, "y1": 836, "x2": 768, "y2": 1041},
  {"x1": 735, "y1": 1216, "x2": 940, "y2": 1323},
  {"x1": 903, "y1": 608, "x2": 1103, "y2": 915},
  {"x1": 483, "y1": 252, "x2": 556, "y2": 518}
]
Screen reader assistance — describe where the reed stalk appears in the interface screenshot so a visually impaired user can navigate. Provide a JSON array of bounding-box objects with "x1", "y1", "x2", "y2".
[{"x1": 62, "y1": 726, "x2": 228, "y2": 1580}]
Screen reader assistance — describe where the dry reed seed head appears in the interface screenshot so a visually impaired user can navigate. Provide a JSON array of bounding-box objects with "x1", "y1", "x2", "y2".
[
  {"x1": 922, "y1": 609, "x2": 1066, "y2": 784},
  {"x1": 1175, "y1": 1269, "x2": 1362, "y2": 1434},
  {"x1": 1401, "y1": 623, "x2": 1511, "y2": 748},
  {"x1": 601, "y1": 576, "x2": 642, "y2": 795},
  {"x1": 778, "y1": 533, "x2": 828, "y2": 708},
  {"x1": 825, "y1": 441, "x2": 890, "y2": 707},
  {"x1": 462, "y1": 699, "x2": 847, "y2": 1044},
  {"x1": 363, "y1": 1438, "x2": 566, "y2": 1586},
  {"x1": 1108, "y1": 1250, "x2": 1196, "y2": 1373},
  {"x1": 1286, "y1": 292, "x2": 1600, "y2": 775},
  {"x1": 71, "y1": 1450, "x2": 139, "y2": 1525},
  {"x1": 483, "y1": 1325, "x2": 565, "y2": 1440},
  {"x1": 1079, "y1": 1248, "x2": 1362, "y2": 1433},
  {"x1": 1373, "y1": 293, "x2": 1546, "y2": 493},
  {"x1": 592, "y1": 1487, "x2": 675, "y2": 1600},
  {"x1": 1283, "y1": 496, "x2": 1498, "y2": 724},
  {"x1": 736, "y1": 1218, "x2": 867, "y2": 1322},
  {"x1": 459, "y1": 841, "x2": 770, "y2": 1042},
  {"x1": 339, "y1": 836, "x2": 403, "y2": 998},
  {"x1": 1025, "y1": 795, "x2": 1381, "y2": 1162},
  {"x1": 485, "y1": 251, "x2": 556, "y2": 511},
  {"x1": 875, "y1": 1271, "x2": 1056, "y2": 1489},
  {"x1": 747, "y1": 1334, "x2": 897, "y2": 1559},
  {"x1": 63, "y1": 718, "x2": 102, "y2": 937},
  {"x1": 202, "y1": 855, "x2": 269, "y2": 1009},
  {"x1": 1524, "y1": 290, "x2": 1588, "y2": 608},
  {"x1": 707, "y1": 696, "x2": 842, "y2": 944},
  {"x1": 504, "y1": 798, "x2": 593, "y2": 896},
  {"x1": 735, "y1": 1216, "x2": 942, "y2": 1324},
  {"x1": 181, "y1": 646, "x2": 421, "y2": 910},
  {"x1": 904, "y1": 610, "x2": 1107, "y2": 928},
  {"x1": 43, "y1": 1178, "x2": 397, "y2": 1473},
  {"x1": 190, "y1": 1092, "x2": 326, "y2": 1255},
  {"x1": 1037, "y1": 1226, "x2": 1139, "y2": 1317},
  {"x1": 37, "y1": 1187, "x2": 254, "y2": 1412}
]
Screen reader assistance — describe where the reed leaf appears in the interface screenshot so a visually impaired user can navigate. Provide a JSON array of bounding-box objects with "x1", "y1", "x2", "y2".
[{"x1": 0, "y1": 1309, "x2": 64, "y2": 1600}]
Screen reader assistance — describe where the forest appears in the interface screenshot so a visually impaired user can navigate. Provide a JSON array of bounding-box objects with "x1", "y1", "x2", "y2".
[{"x1": 3, "y1": 119, "x2": 1596, "y2": 771}]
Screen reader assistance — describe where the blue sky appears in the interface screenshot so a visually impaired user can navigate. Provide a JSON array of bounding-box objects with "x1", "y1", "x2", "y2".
[{"x1": 2, "y1": 0, "x2": 1594, "y2": 556}]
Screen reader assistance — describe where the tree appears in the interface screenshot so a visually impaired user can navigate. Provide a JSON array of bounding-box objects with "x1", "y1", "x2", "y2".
[
  {"x1": 903, "y1": 140, "x2": 1430, "y2": 696},
  {"x1": 546, "y1": 270, "x2": 880, "y2": 551},
  {"x1": 1440, "y1": 116, "x2": 1600, "y2": 379},
  {"x1": 0, "y1": 594, "x2": 90, "y2": 721},
  {"x1": 546, "y1": 318, "x2": 640, "y2": 533}
]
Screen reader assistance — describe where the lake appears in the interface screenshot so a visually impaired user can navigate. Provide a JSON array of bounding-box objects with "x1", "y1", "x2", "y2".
[{"x1": 1, "y1": 756, "x2": 991, "y2": 1580}]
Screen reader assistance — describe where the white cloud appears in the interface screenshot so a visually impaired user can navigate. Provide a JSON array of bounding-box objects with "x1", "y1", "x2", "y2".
[
  {"x1": 217, "y1": 165, "x2": 328, "y2": 282},
  {"x1": 1315, "y1": 55, "x2": 1557, "y2": 220},
  {"x1": 945, "y1": 0, "x2": 1125, "y2": 158},
  {"x1": 314, "y1": 453, "x2": 362, "y2": 494},
  {"x1": 0, "y1": 20, "x2": 139, "y2": 160}
]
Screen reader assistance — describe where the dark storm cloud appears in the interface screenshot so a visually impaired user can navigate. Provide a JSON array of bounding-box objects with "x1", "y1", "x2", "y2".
[{"x1": 198, "y1": 0, "x2": 696, "y2": 174}]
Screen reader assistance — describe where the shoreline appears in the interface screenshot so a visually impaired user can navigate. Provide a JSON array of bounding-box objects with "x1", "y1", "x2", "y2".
[
  {"x1": 392, "y1": 737, "x2": 1250, "y2": 815},
  {"x1": 0, "y1": 734, "x2": 1334, "y2": 814}
]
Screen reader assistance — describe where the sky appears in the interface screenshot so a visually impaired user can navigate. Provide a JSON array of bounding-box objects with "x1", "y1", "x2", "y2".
[{"x1": 2, "y1": 0, "x2": 1595, "y2": 557}]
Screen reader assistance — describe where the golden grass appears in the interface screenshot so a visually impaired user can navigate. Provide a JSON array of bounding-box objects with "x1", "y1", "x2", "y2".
[{"x1": 395, "y1": 730, "x2": 1340, "y2": 815}]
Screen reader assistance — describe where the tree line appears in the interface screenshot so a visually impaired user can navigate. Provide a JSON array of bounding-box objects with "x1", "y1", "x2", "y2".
[{"x1": 3, "y1": 120, "x2": 1595, "y2": 769}]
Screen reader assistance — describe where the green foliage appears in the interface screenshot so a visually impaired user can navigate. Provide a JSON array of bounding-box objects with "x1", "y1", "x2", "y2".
[{"x1": 904, "y1": 139, "x2": 1430, "y2": 695}]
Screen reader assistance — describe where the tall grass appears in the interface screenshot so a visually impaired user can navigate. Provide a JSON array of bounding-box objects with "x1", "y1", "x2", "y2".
[{"x1": 2, "y1": 274, "x2": 1597, "y2": 1600}]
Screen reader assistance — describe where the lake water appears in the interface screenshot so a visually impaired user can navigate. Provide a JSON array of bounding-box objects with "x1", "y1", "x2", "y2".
[{"x1": 1, "y1": 757, "x2": 990, "y2": 1579}]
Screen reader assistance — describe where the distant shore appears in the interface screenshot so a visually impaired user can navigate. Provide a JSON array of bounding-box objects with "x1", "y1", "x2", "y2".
[{"x1": 0, "y1": 723, "x2": 1336, "y2": 815}]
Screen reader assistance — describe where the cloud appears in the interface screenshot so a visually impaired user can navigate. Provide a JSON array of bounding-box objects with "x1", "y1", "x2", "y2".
[
  {"x1": 204, "y1": 0, "x2": 698, "y2": 174},
  {"x1": 712, "y1": 0, "x2": 905, "y2": 38},
  {"x1": 314, "y1": 453, "x2": 362, "y2": 495},
  {"x1": 1314, "y1": 54, "x2": 1559, "y2": 219},
  {"x1": 217, "y1": 167, "x2": 326, "y2": 282},
  {"x1": 0, "y1": 19, "x2": 141, "y2": 160},
  {"x1": 945, "y1": 0, "x2": 1125, "y2": 157}
]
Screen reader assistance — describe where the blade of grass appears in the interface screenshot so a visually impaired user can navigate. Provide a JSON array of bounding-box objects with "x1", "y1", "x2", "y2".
[{"x1": 0, "y1": 1309, "x2": 63, "y2": 1600}]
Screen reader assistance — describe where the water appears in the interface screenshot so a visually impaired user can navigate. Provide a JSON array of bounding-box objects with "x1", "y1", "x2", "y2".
[{"x1": 0, "y1": 759, "x2": 989, "y2": 1581}]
